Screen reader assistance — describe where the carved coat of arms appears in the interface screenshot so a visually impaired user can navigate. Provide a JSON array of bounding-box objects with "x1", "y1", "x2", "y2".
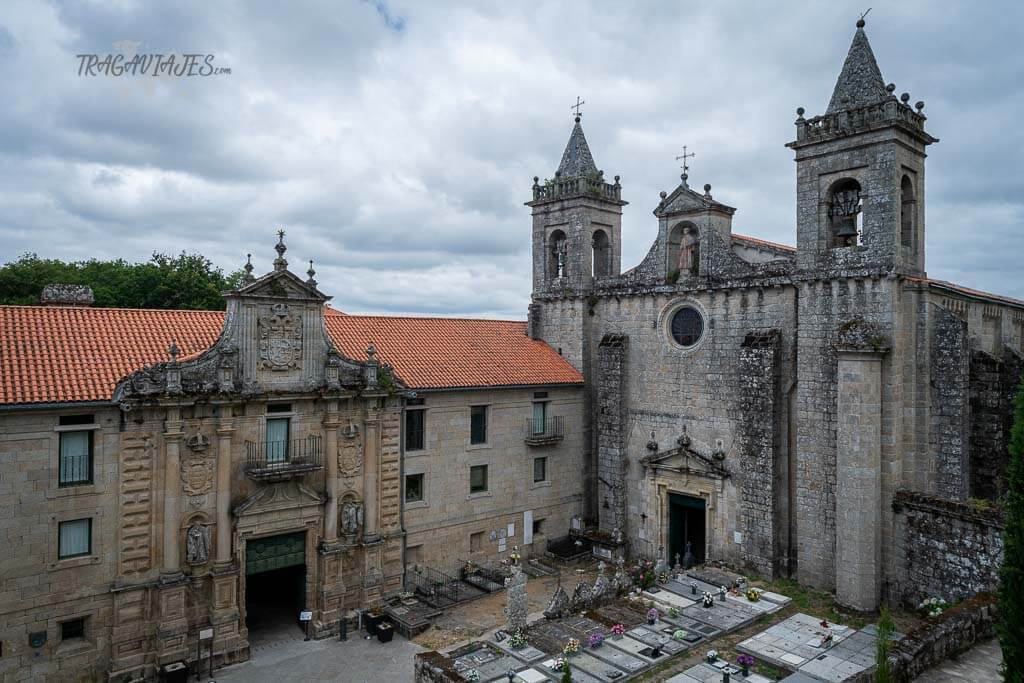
[{"x1": 259, "y1": 303, "x2": 302, "y2": 371}]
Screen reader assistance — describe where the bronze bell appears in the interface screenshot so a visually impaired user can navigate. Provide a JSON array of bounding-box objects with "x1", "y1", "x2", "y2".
[{"x1": 834, "y1": 218, "x2": 858, "y2": 239}]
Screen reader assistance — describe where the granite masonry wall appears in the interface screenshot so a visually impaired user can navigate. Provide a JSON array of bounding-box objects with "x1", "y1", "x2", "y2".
[
  {"x1": 892, "y1": 490, "x2": 1004, "y2": 605},
  {"x1": 969, "y1": 347, "x2": 1024, "y2": 500},
  {"x1": 596, "y1": 335, "x2": 628, "y2": 535},
  {"x1": 930, "y1": 306, "x2": 971, "y2": 501},
  {"x1": 737, "y1": 330, "x2": 782, "y2": 577}
]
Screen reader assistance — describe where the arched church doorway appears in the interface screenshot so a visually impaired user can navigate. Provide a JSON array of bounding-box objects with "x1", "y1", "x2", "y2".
[
  {"x1": 244, "y1": 531, "x2": 307, "y2": 645},
  {"x1": 668, "y1": 492, "x2": 705, "y2": 569}
]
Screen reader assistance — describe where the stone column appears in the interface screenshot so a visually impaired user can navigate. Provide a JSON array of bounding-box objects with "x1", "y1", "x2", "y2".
[
  {"x1": 155, "y1": 407, "x2": 189, "y2": 666},
  {"x1": 323, "y1": 402, "x2": 341, "y2": 542},
  {"x1": 163, "y1": 409, "x2": 184, "y2": 574},
  {"x1": 363, "y1": 405, "x2": 380, "y2": 542},
  {"x1": 835, "y1": 349, "x2": 884, "y2": 611},
  {"x1": 215, "y1": 418, "x2": 234, "y2": 564}
]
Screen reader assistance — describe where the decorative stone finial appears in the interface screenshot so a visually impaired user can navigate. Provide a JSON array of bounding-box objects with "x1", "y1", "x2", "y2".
[
  {"x1": 703, "y1": 183, "x2": 712, "y2": 199},
  {"x1": 273, "y1": 230, "x2": 288, "y2": 272},
  {"x1": 613, "y1": 175, "x2": 620, "y2": 185},
  {"x1": 886, "y1": 83, "x2": 896, "y2": 93},
  {"x1": 856, "y1": 18, "x2": 865, "y2": 28},
  {"x1": 243, "y1": 253, "x2": 255, "y2": 283},
  {"x1": 900, "y1": 92, "x2": 911, "y2": 104},
  {"x1": 659, "y1": 190, "x2": 668, "y2": 199},
  {"x1": 915, "y1": 101, "x2": 925, "y2": 112},
  {"x1": 366, "y1": 342, "x2": 378, "y2": 364},
  {"x1": 168, "y1": 340, "x2": 180, "y2": 362},
  {"x1": 796, "y1": 107, "x2": 805, "y2": 117},
  {"x1": 646, "y1": 431, "x2": 659, "y2": 452},
  {"x1": 306, "y1": 260, "x2": 317, "y2": 286}
]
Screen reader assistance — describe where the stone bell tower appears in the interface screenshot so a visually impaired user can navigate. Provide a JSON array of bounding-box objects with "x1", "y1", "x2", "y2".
[
  {"x1": 525, "y1": 113, "x2": 627, "y2": 370},
  {"x1": 787, "y1": 17, "x2": 937, "y2": 276}
]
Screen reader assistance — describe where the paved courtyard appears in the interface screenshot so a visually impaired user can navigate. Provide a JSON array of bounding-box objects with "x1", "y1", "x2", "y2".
[
  {"x1": 911, "y1": 637, "x2": 1002, "y2": 682},
  {"x1": 215, "y1": 631, "x2": 424, "y2": 682}
]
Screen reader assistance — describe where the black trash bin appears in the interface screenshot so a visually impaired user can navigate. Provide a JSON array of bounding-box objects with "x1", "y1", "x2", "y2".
[
  {"x1": 376, "y1": 621, "x2": 394, "y2": 643},
  {"x1": 364, "y1": 611, "x2": 384, "y2": 636},
  {"x1": 161, "y1": 661, "x2": 188, "y2": 683}
]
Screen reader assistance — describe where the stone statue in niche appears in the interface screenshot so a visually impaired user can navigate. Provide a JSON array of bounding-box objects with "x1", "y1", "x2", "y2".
[
  {"x1": 341, "y1": 501, "x2": 364, "y2": 537},
  {"x1": 186, "y1": 524, "x2": 210, "y2": 565},
  {"x1": 678, "y1": 226, "x2": 700, "y2": 275}
]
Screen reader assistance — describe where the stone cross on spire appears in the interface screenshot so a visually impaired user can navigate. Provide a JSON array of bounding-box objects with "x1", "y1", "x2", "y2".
[
  {"x1": 273, "y1": 230, "x2": 288, "y2": 272},
  {"x1": 675, "y1": 146, "x2": 695, "y2": 175},
  {"x1": 571, "y1": 96, "x2": 585, "y2": 122}
]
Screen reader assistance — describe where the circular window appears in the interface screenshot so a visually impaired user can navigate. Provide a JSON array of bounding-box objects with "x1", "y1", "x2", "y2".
[{"x1": 669, "y1": 306, "x2": 704, "y2": 348}]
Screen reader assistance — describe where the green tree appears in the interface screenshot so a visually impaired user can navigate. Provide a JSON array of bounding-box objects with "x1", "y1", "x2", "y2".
[
  {"x1": 560, "y1": 658, "x2": 573, "y2": 683},
  {"x1": 875, "y1": 605, "x2": 894, "y2": 683},
  {"x1": 0, "y1": 252, "x2": 243, "y2": 310},
  {"x1": 999, "y1": 380, "x2": 1024, "y2": 682}
]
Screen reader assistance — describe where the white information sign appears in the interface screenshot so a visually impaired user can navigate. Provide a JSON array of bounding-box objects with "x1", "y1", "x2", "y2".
[
  {"x1": 199, "y1": 628, "x2": 214, "y2": 640},
  {"x1": 299, "y1": 611, "x2": 313, "y2": 622}
]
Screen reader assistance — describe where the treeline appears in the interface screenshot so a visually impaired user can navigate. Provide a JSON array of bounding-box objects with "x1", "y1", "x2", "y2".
[{"x1": 0, "y1": 252, "x2": 243, "y2": 310}]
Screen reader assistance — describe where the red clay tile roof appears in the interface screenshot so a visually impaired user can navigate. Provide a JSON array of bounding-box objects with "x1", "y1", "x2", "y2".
[
  {"x1": 905, "y1": 276, "x2": 1024, "y2": 309},
  {"x1": 0, "y1": 306, "x2": 581, "y2": 406},
  {"x1": 732, "y1": 233, "x2": 797, "y2": 254}
]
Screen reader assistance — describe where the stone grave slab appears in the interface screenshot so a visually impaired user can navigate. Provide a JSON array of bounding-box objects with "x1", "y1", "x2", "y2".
[
  {"x1": 604, "y1": 634, "x2": 666, "y2": 663},
  {"x1": 643, "y1": 589, "x2": 695, "y2": 610},
  {"x1": 725, "y1": 593, "x2": 779, "y2": 613},
  {"x1": 665, "y1": 673, "x2": 703, "y2": 683},
  {"x1": 660, "y1": 613, "x2": 719, "y2": 640},
  {"x1": 798, "y1": 652, "x2": 857, "y2": 682},
  {"x1": 538, "y1": 658, "x2": 604, "y2": 683},
  {"x1": 453, "y1": 646, "x2": 524, "y2": 681},
  {"x1": 589, "y1": 600, "x2": 648, "y2": 627},
  {"x1": 759, "y1": 590, "x2": 792, "y2": 606},
  {"x1": 512, "y1": 669, "x2": 551, "y2": 683},
  {"x1": 682, "y1": 599, "x2": 759, "y2": 631},
  {"x1": 737, "y1": 613, "x2": 853, "y2": 671},
  {"x1": 587, "y1": 643, "x2": 649, "y2": 674},
  {"x1": 678, "y1": 662, "x2": 741, "y2": 683},
  {"x1": 625, "y1": 625, "x2": 687, "y2": 655},
  {"x1": 527, "y1": 621, "x2": 581, "y2": 654},
  {"x1": 686, "y1": 566, "x2": 742, "y2": 588},
  {"x1": 558, "y1": 615, "x2": 608, "y2": 641},
  {"x1": 495, "y1": 640, "x2": 547, "y2": 664},
  {"x1": 570, "y1": 652, "x2": 629, "y2": 681}
]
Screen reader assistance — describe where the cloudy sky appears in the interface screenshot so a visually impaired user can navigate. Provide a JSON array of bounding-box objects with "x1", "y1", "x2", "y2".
[{"x1": 1, "y1": 1, "x2": 1021, "y2": 318}]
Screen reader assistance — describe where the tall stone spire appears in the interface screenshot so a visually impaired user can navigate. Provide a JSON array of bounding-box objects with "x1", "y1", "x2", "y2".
[
  {"x1": 556, "y1": 116, "x2": 599, "y2": 178},
  {"x1": 826, "y1": 18, "x2": 889, "y2": 114}
]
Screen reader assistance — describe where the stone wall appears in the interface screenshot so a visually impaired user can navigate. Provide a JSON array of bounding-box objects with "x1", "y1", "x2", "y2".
[
  {"x1": 892, "y1": 490, "x2": 1004, "y2": 605},
  {"x1": 402, "y1": 386, "x2": 585, "y2": 573},
  {"x1": 930, "y1": 306, "x2": 971, "y2": 501},
  {"x1": 737, "y1": 330, "x2": 781, "y2": 577},
  {"x1": 596, "y1": 335, "x2": 628, "y2": 535},
  {"x1": 970, "y1": 347, "x2": 1024, "y2": 500}
]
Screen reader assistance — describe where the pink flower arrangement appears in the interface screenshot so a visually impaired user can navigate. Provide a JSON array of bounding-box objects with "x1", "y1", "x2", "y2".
[
  {"x1": 611, "y1": 623, "x2": 625, "y2": 637},
  {"x1": 647, "y1": 607, "x2": 659, "y2": 623}
]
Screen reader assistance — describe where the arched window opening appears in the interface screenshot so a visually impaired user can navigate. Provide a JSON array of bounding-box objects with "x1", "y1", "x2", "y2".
[
  {"x1": 901, "y1": 175, "x2": 916, "y2": 254},
  {"x1": 667, "y1": 223, "x2": 700, "y2": 278},
  {"x1": 828, "y1": 179, "x2": 863, "y2": 248},
  {"x1": 549, "y1": 230, "x2": 567, "y2": 279},
  {"x1": 592, "y1": 229, "x2": 610, "y2": 277}
]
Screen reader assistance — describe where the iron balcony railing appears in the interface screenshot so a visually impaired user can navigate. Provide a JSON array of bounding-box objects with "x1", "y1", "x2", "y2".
[
  {"x1": 244, "y1": 435, "x2": 323, "y2": 479},
  {"x1": 524, "y1": 416, "x2": 564, "y2": 446}
]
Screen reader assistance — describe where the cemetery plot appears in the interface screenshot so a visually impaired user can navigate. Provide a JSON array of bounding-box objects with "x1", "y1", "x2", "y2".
[
  {"x1": 452, "y1": 645, "x2": 523, "y2": 682},
  {"x1": 737, "y1": 612, "x2": 854, "y2": 671},
  {"x1": 586, "y1": 642, "x2": 650, "y2": 673},
  {"x1": 537, "y1": 657, "x2": 604, "y2": 683},
  {"x1": 682, "y1": 598, "x2": 760, "y2": 631},
  {"x1": 569, "y1": 652, "x2": 629, "y2": 681}
]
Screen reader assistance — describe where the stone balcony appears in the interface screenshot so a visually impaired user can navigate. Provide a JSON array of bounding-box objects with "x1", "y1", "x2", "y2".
[
  {"x1": 529, "y1": 175, "x2": 623, "y2": 205},
  {"x1": 523, "y1": 416, "x2": 564, "y2": 447},
  {"x1": 244, "y1": 435, "x2": 323, "y2": 482}
]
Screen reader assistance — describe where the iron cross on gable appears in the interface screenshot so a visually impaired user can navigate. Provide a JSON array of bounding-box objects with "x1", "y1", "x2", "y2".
[
  {"x1": 571, "y1": 96, "x2": 585, "y2": 120},
  {"x1": 676, "y1": 146, "x2": 695, "y2": 175}
]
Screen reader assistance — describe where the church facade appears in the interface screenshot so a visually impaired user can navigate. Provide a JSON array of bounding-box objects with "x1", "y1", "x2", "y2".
[{"x1": 527, "y1": 19, "x2": 1024, "y2": 612}]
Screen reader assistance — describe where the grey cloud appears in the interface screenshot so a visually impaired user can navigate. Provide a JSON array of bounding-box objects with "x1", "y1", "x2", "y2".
[{"x1": 0, "y1": 0, "x2": 1021, "y2": 315}]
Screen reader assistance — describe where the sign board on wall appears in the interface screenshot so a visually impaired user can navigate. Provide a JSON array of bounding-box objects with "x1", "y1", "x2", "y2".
[
  {"x1": 299, "y1": 611, "x2": 313, "y2": 622},
  {"x1": 523, "y1": 510, "x2": 534, "y2": 545}
]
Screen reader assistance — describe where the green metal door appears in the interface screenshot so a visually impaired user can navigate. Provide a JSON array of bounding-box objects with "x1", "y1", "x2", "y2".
[{"x1": 245, "y1": 531, "x2": 306, "y2": 575}]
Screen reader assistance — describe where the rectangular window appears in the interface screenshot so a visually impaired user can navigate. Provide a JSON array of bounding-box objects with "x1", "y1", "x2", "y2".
[
  {"x1": 532, "y1": 401, "x2": 547, "y2": 435},
  {"x1": 533, "y1": 457, "x2": 547, "y2": 483},
  {"x1": 60, "y1": 618, "x2": 86, "y2": 641},
  {"x1": 59, "y1": 414, "x2": 94, "y2": 426},
  {"x1": 266, "y1": 403, "x2": 292, "y2": 414},
  {"x1": 59, "y1": 430, "x2": 93, "y2": 486},
  {"x1": 266, "y1": 418, "x2": 289, "y2": 463},
  {"x1": 470, "y1": 464, "x2": 488, "y2": 494},
  {"x1": 470, "y1": 405, "x2": 488, "y2": 445},
  {"x1": 405, "y1": 473, "x2": 424, "y2": 503},
  {"x1": 533, "y1": 518, "x2": 545, "y2": 536},
  {"x1": 405, "y1": 409, "x2": 425, "y2": 452},
  {"x1": 58, "y1": 519, "x2": 91, "y2": 559}
]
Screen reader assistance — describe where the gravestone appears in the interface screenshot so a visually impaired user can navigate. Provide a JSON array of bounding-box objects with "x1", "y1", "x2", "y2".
[
  {"x1": 544, "y1": 582, "x2": 570, "y2": 620},
  {"x1": 506, "y1": 566, "x2": 529, "y2": 632}
]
